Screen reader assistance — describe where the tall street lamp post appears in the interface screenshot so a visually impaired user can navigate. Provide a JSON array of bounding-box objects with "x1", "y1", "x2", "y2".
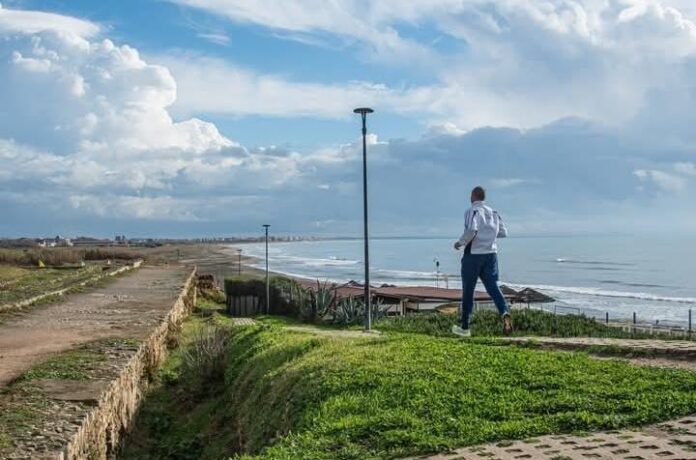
[
  {"x1": 353, "y1": 107, "x2": 374, "y2": 331},
  {"x1": 237, "y1": 248, "x2": 242, "y2": 276},
  {"x1": 262, "y1": 224, "x2": 271, "y2": 314}
]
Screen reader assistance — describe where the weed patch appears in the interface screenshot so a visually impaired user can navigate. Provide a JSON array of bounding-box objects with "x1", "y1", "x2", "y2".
[
  {"x1": 20, "y1": 350, "x2": 105, "y2": 382},
  {"x1": 375, "y1": 309, "x2": 687, "y2": 340}
]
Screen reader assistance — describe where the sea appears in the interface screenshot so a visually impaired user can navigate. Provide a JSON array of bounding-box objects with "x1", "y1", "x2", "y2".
[{"x1": 235, "y1": 235, "x2": 696, "y2": 326}]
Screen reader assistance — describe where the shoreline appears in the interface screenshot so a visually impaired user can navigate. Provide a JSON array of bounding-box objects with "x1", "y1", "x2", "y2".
[{"x1": 215, "y1": 243, "x2": 694, "y2": 329}]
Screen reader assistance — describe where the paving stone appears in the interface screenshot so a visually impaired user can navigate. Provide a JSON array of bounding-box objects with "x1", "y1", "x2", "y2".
[
  {"x1": 231, "y1": 317, "x2": 256, "y2": 326},
  {"x1": 502, "y1": 337, "x2": 696, "y2": 358},
  {"x1": 403, "y1": 418, "x2": 696, "y2": 459}
]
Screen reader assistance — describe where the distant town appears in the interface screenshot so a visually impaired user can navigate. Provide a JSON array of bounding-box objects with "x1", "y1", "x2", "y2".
[{"x1": 0, "y1": 235, "x2": 320, "y2": 249}]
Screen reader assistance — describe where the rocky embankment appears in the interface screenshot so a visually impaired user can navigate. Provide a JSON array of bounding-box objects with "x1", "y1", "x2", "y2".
[{"x1": 0, "y1": 267, "x2": 197, "y2": 460}]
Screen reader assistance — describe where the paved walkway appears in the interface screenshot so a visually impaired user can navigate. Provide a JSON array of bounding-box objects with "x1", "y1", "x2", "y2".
[
  {"x1": 0, "y1": 265, "x2": 190, "y2": 387},
  {"x1": 502, "y1": 336, "x2": 696, "y2": 358},
  {"x1": 231, "y1": 317, "x2": 257, "y2": 326},
  {"x1": 406, "y1": 416, "x2": 696, "y2": 459}
]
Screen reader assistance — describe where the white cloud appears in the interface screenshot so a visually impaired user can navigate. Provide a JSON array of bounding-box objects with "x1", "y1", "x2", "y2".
[
  {"x1": 0, "y1": 3, "x2": 99, "y2": 37},
  {"x1": 2, "y1": 3, "x2": 696, "y2": 234},
  {"x1": 675, "y1": 162, "x2": 696, "y2": 176},
  {"x1": 634, "y1": 169, "x2": 687, "y2": 192},
  {"x1": 490, "y1": 178, "x2": 537, "y2": 189},
  {"x1": 166, "y1": 0, "x2": 696, "y2": 132},
  {"x1": 168, "y1": 0, "x2": 436, "y2": 64},
  {"x1": 162, "y1": 54, "x2": 420, "y2": 119},
  {"x1": 0, "y1": 6, "x2": 315, "y2": 222},
  {"x1": 196, "y1": 32, "x2": 230, "y2": 45}
]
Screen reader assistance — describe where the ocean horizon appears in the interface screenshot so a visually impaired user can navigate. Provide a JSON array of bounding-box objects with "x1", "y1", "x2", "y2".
[{"x1": 234, "y1": 235, "x2": 696, "y2": 326}]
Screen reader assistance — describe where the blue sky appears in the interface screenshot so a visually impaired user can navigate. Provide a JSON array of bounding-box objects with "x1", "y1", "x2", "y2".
[{"x1": 1, "y1": 0, "x2": 696, "y2": 237}]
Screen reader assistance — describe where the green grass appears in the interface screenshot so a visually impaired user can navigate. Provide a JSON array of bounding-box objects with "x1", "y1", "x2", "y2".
[
  {"x1": 0, "y1": 401, "x2": 48, "y2": 438},
  {"x1": 0, "y1": 264, "x2": 102, "y2": 304},
  {"x1": 228, "y1": 325, "x2": 696, "y2": 459},
  {"x1": 121, "y1": 314, "x2": 696, "y2": 460},
  {"x1": 0, "y1": 265, "x2": 28, "y2": 282},
  {"x1": 375, "y1": 309, "x2": 688, "y2": 340},
  {"x1": 20, "y1": 349, "x2": 106, "y2": 381}
]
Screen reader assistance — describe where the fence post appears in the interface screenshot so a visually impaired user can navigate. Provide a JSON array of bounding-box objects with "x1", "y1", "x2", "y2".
[
  {"x1": 633, "y1": 311, "x2": 637, "y2": 335},
  {"x1": 689, "y1": 309, "x2": 692, "y2": 337},
  {"x1": 605, "y1": 312, "x2": 609, "y2": 324}
]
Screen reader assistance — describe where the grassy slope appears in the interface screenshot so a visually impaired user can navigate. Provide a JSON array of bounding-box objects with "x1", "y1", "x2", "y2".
[
  {"x1": 121, "y1": 309, "x2": 696, "y2": 460},
  {"x1": 231, "y1": 326, "x2": 696, "y2": 459}
]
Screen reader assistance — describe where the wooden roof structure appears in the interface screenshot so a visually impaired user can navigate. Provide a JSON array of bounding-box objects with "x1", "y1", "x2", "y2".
[{"x1": 516, "y1": 287, "x2": 555, "y2": 303}]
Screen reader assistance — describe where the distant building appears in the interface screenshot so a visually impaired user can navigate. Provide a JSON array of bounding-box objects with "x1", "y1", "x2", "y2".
[{"x1": 52, "y1": 235, "x2": 73, "y2": 247}]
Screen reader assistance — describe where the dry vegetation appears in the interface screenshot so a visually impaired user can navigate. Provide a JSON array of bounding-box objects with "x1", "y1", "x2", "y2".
[{"x1": 0, "y1": 248, "x2": 144, "y2": 267}]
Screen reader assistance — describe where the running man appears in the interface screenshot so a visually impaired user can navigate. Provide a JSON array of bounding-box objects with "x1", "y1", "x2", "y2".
[{"x1": 452, "y1": 186, "x2": 512, "y2": 337}]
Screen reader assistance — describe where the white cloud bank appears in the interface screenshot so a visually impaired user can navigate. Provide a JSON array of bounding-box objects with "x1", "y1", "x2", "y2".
[
  {"x1": 165, "y1": 0, "x2": 696, "y2": 132},
  {"x1": 1, "y1": 3, "x2": 696, "y2": 236},
  {"x1": 0, "y1": 5, "x2": 298, "y2": 225}
]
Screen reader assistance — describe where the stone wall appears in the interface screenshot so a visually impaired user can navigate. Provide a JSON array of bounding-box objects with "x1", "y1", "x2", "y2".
[{"x1": 51, "y1": 266, "x2": 197, "y2": 460}]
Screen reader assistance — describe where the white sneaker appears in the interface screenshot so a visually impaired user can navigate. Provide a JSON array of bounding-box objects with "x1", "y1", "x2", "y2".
[{"x1": 451, "y1": 325, "x2": 471, "y2": 338}]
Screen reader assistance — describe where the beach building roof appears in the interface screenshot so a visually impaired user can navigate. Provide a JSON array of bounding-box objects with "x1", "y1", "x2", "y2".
[
  {"x1": 516, "y1": 287, "x2": 555, "y2": 303},
  {"x1": 499, "y1": 285, "x2": 519, "y2": 296},
  {"x1": 298, "y1": 280, "x2": 512, "y2": 303}
]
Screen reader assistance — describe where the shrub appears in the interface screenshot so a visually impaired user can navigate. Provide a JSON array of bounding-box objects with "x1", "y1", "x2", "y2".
[
  {"x1": 334, "y1": 296, "x2": 364, "y2": 325},
  {"x1": 299, "y1": 280, "x2": 336, "y2": 322},
  {"x1": 375, "y1": 308, "x2": 680, "y2": 340},
  {"x1": 181, "y1": 324, "x2": 230, "y2": 391},
  {"x1": 334, "y1": 296, "x2": 389, "y2": 326}
]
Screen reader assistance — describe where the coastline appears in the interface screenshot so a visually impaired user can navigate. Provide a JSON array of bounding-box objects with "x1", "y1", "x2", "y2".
[{"x1": 214, "y1": 240, "x2": 695, "y2": 330}]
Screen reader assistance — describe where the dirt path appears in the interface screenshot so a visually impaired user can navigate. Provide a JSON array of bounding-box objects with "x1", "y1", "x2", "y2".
[{"x1": 0, "y1": 265, "x2": 190, "y2": 387}]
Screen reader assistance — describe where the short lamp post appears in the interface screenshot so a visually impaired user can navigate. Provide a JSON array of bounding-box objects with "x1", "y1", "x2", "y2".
[
  {"x1": 262, "y1": 224, "x2": 270, "y2": 314},
  {"x1": 353, "y1": 107, "x2": 374, "y2": 331},
  {"x1": 237, "y1": 248, "x2": 242, "y2": 276}
]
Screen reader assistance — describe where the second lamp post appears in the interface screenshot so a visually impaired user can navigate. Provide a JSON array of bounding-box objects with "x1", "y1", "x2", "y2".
[
  {"x1": 262, "y1": 224, "x2": 270, "y2": 314},
  {"x1": 353, "y1": 107, "x2": 374, "y2": 331}
]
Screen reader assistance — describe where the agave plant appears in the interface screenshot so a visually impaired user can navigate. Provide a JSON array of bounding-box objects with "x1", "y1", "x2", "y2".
[
  {"x1": 335, "y1": 296, "x2": 390, "y2": 325},
  {"x1": 334, "y1": 295, "x2": 364, "y2": 325},
  {"x1": 299, "y1": 280, "x2": 336, "y2": 322},
  {"x1": 371, "y1": 298, "x2": 390, "y2": 322}
]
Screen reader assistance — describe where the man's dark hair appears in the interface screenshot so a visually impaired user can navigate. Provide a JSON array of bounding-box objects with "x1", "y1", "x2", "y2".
[{"x1": 471, "y1": 186, "x2": 486, "y2": 201}]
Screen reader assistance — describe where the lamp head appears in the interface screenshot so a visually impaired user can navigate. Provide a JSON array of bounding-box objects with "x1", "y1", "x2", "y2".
[{"x1": 353, "y1": 107, "x2": 374, "y2": 115}]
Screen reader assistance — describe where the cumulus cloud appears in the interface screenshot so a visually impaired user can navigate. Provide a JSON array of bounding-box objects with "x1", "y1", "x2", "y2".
[
  {"x1": 0, "y1": 6, "x2": 302, "y2": 224},
  {"x1": 166, "y1": 0, "x2": 696, "y2": 132}
]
